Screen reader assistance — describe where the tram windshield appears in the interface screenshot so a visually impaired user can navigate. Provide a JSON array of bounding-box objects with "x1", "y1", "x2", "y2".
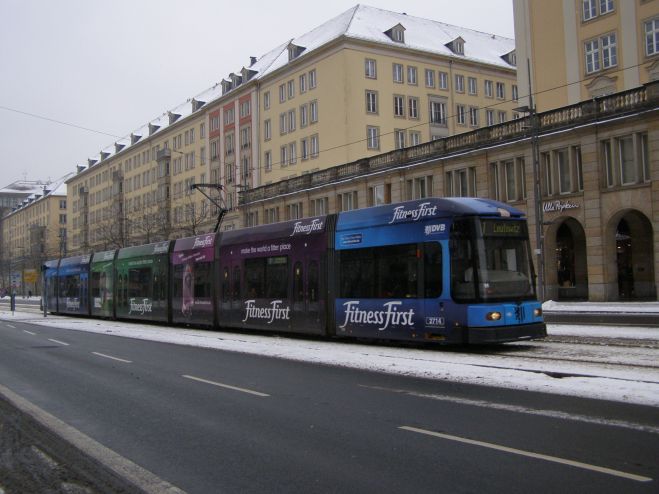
[{"x1": 451, "y1": 218, "x2": 536, "y2": 302}]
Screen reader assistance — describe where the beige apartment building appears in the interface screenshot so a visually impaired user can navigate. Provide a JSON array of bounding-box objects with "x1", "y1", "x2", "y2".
[
  {"x1": 514, "y1": 0, "x2": 659, "y2": 112},
  {"x1": 1, "y1": 177, "x2": 70, "y2": 294},
  {"x1": 240, "y1": 82, "x2": 658, "y2": 302},
  {"x1": 65, "y1": 4, "x2": 522, "y2": 246},
  {"x1": 67, "y1": 94, "x2": 217, "y2": 253}
]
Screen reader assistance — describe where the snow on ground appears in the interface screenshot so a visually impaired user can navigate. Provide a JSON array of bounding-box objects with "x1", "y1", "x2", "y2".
[
  {"x1": 543, "y1": 300, "x2": 659, "y2": 314},
  {"x1": 2, "y1": 309, "x2": 658, "y2": 407}
]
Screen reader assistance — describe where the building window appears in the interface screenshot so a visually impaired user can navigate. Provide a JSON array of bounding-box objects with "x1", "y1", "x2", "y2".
[
  {"x1": 468, "y1": 107, "x2": 479, "y2": 127},
  {"x1": 309, "y1": 69, "x2": 317, "y2": 89},
  {"x1": 288, "y1": 109, "x2": 296, "y2": 132},
  {"x1": 310, "y1": 197, "x2": 328, "y2": 216},
  {"x1": 585, "y1": 33, "x2": 617, "y2": 73},
  {"x1": 408, "y1": 97, "x2": 419, "y2": 119},
  {"x1": 264, "y1": 151, "x2": 272, "y2": 172},
  {"x1": 366, "y1": 90, "x2": 378, "y2": 114},
  {"x1": 439, "y1": 71, "x2": 448, "y2": 90},
  {"x1": 455, "y1": 74, "x2": 465, "y2": 93},
  {"x1": 512, "y1": 85, "x2": 519, "y2": 101},
  {"x1": 498, "y1": 111, "x2": 507, "y2": 123},
  {"x1": 394, "y1": 129, "x2": 406, "y2": 149},
  {"x1": 365, "y1": 58, "x2": 377, "y2": 78},
  {"x1": 299, "y1": 104, "x2": 308, "y2": 128},
  {"x1": 368, "y1": 184, "x2": 391, "y2": 206},
  {"x1": 310, "y1": 134, "x2": 319, "y2": 158},
  {"x1": 301, "y1": 138, "x2": 309, "y2": 160},
  {"x1": 407, "y1": 66, "x2": 418, "y2": 85},
  {"x1": 289, "y1": 142, "x2": 297, "y2": 165},
  {"x1": 456, "y1": 104, "x2": 466, "y2": 125},
  {"x1": 486, "y1": 109, "x2": 495, "y2": 126},
  {"x1": 265, "y1": 207, "x2": 279, "y2": 224},
  {"x1": 468, "y1": 77, "x2": 477, "y2": 95},
  {"x1": 287, "y1": 80, "x2": 295, "y2": 99},
  {"x1": 619, "y1": 135, "x2": 636, "y2": 185},
  {"x1": 280, "y1": 146, "x2": 288, "y2": 167},
  {"x1": 338, "y1": 191, "x2": 358, "y2": 211},
  {"x1": 406, "y1": 176, "x2": 433, "y2": 200},
  {"x1": 446, "y1": 168, "x2": 476, "y2": 197},
  {"x1": 393, "y1": 95, "x2": 405, "y2": 117},
  {"x1": 264, "y1": 91, "x2": 271, "y2": 109},
  {"x1": 409, "y1": 131, "x2": 421, "y2": 146},
  {"x1": 430, "y1": 100, "x2": 447, "y2": 125},
  {"x1": 496, "y1": 82, "x2": 505, "y2": 99},
  {"x1": 555, "y1": 149, "x2": 571, "y2": 194},
  {"x1": 279, "y1": 113, "x2": 288, "y2": 135},
  {"x1": 367, "y1": 126, "x2": 380, "y2": 150},
  {"x1": 645, "y1": 18, "x2": 659, "y2": 56},
  {"x1": 484, "y1": 80, "x2": 494, "y2": 98},
  {"x1": 393, "y1": 63, "x2": 404, "y2": 83},
  {"x1": 287, "y1": 202, "x2": 303, "y2": 220},
  {"x1": 279, "y1": 84, "x2": 286, "y2": 103},
  {"x1": 582, "y1": 0, "x2": 597, "y2": 21},
  {"x1": 299, "y1": 73, "x2": 307, "y2": 93},
  {"x1": 264, "y1": 119, "x2": 271, "y2": 141},
  {"x1": 425, "y1": 69, "x2": 435, "y2": 88},
  {"x1": 310, "y1": 100, "x2": 318, "y2": 123},
  {"x1": 541, "y1": 152, "x2": 553, "y2": 196}
]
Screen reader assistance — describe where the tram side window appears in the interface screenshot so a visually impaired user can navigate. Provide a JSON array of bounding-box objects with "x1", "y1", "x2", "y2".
[
  {"x1": 266, "y1": 256, "x2": 288, "y2": 299},
  {"x1": 376, "y1": 244, "x2": 418, "y2": 298},
  {"x1": 340, "y1": 248, "x2": 374, "y2": 298},
  {"x1": 245, "y1": 258, "x2": 266, "y2": 298},
  {"x1": 59, "y1": 275, "x2": 80, "y2": 297},
  {"x1": 128, "y1": 267, "x2": 151, "y2": 298},
  {"x1": 339, "y1": 243, "x2": 426, "y2": 299},
  {"x1": 194, "y1": 263, "x2": 212, "y2": 298}
]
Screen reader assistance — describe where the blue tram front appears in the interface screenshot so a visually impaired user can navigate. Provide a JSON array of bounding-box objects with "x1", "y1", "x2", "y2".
[{"x1": 334, "y1": 198, "x2": 545, "y2": 344}]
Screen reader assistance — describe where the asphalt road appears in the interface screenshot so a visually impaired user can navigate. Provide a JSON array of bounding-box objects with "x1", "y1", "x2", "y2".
[{"x1": 0, "y1": 318, "x2": 657, "y2": 493}]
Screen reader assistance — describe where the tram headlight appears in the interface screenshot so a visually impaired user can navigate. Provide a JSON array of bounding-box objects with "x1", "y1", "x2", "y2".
[
  {"x1": 534, "y1": 308, "x2": 542, "y2": 317},
  {"x1": 486, "y1": 311, "x2": 502, "y2": 321}
]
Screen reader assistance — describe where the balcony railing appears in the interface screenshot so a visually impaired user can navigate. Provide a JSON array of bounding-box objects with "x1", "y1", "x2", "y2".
[{"x1": 240, "y1": 82, "x2": 656, "y2": 205}]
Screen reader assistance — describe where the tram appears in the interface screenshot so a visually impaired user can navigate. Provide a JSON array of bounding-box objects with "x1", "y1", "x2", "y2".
[{"x1": 43, "y1": 198, "x2": 545, "y2": 344}]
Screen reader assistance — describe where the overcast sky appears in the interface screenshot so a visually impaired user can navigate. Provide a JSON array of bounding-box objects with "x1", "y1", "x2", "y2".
[{"x1": 0, "y1": 0, "x2": 515, "y2": 186}]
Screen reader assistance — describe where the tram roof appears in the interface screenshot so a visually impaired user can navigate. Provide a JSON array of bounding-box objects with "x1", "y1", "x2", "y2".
[
  {"x1": 336, "y1": 197, "x2": 524, "y2": 231},
  {"x1": 219, "y1": 216, "x2": 329, "y2": 246}
]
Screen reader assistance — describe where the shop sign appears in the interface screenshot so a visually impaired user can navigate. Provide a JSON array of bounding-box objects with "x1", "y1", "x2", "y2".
[{"x1": 543, "y1": 199, "x2": 580, "y2": 214}]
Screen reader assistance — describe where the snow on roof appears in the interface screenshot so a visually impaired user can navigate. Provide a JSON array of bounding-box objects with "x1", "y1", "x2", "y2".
[
  {"x1": 4, "y1": 173, "x2": 72, "y2": 217},
  {"x1": 79, "y1": 4, "x2": 515, "y2": 173},
  {"x1": 0, "y1": 180, "x2": 48, "y2": 196}
]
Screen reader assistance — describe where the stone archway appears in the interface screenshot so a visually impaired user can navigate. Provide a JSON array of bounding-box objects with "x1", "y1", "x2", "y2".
[
  {"x1": 606, "y1": 210, "x2": 656, "y2": 300},
  {"x1": 545, "y1": 217, "x2": 588, "y2": 300}
]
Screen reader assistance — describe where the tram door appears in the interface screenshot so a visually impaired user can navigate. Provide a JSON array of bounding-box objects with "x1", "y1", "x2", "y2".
[{"x1": 291, "y1": 257, "x2": 322, "y2": 332}]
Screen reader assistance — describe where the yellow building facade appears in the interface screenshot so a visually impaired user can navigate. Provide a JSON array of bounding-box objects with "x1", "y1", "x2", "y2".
[
  {"x1": 1, "y1": 179, "x2": 69, "y2": 294},
  {"x1": 514, "y1": 0, "x2": 659, "y2": 111}
]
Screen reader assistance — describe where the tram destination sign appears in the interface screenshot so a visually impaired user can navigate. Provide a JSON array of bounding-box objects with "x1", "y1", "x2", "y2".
[{"x1": 481, "y1": 220, "x2": 524, "y2": 236}]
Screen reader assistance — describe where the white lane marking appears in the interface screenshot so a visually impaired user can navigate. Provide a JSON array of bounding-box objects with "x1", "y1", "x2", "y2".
[
  {"x1": 92, "y1": 352, "x2": 132, "y2": 364},
  {"x1": 23, "y1": 330, "x2": 36, "y2": 335},
  {"x1": 48, "y1": 339, "x2": 70, "y2": 346},
  {"x1": 183, "y1": 374, "x2": 270, "y2": 397},
  {"x1": 360, "y1": 385, "x2": 659, "y2": 435},
  {"x1": 7, "y1": 324, "x2": 16, "y2": 329},
  {"x1": 400, "y1": 426, "x2": 653, "y2": 483}
]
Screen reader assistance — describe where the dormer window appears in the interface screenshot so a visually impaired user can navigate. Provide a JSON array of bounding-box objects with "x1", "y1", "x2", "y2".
[
  {"x1": 288, "y1": 43, "x2": 306, "y2": 61},
  {"x1": 502, "y1": 49, "x2": 517, "y2": 66},
  {"x1": 385, "y1": 24, "x2": 406, "y2": 43},
  {"x1": 221, "y1": 79, "x2": 232, "y2": 95},
  {"x1": 446, "y1": 37, "x2": 465, "y2": 55}
]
